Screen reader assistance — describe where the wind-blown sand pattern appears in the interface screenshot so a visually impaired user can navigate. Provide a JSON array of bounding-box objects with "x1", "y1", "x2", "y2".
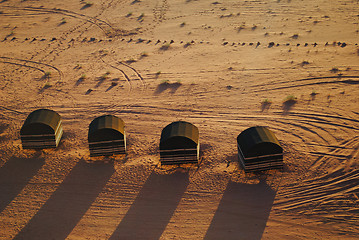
[{"x1": 0, "y1": 0, "x2": 358, "y2": 239}]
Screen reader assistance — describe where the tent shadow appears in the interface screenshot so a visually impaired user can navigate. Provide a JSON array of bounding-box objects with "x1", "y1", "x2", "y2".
[
  {"x1": 0, "y1": 155, "x2": 44, "y2": 213},
  {"x1": 204, "y1": 180, "x2": 276, "y2": 240},
  {"x1": 14, "y1": 160, "x2": 114, "y2": 240},
  {"x1": 109, "y1": 171, "x2": 189, "y2": 240}
]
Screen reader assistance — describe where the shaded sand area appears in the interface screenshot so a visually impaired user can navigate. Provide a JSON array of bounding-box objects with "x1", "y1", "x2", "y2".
[{"x1": 0, "y1": 0, "x2": 359, "y2": 239}]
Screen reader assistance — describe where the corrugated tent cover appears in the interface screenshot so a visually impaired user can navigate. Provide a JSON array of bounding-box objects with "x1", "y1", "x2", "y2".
[
  {"x1": 20, "y1": 109, "x2": 63, "y2": 149},
  {"x1": 88, "y1": 115, "x2": 125, "y2": 142},
  {"x1": 237, "y1": 126, "x2": 282, "y2": 158},
  {"x1": 88, "y1": 115, "x2": 126, "y2": 157},
  {"x1": 21, "y1": 109, "x2": 61, "y2": 135},
  {"x1": 160, "y1": 121, "x2": 199, "y2": 150}
]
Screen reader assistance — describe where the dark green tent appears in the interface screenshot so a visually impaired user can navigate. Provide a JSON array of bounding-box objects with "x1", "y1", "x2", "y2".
[
  {"x1": 237, "y1": 126, "x2": 283, "y2": 172},
  {"x1": 88, "y1": 115, "x2": 126, "y2": 157},
  {"x1": 20, "y1": 109, "x2": 63, "y2": 149},
  {"x1": 160, "y1": 121, "x2": 199, "y2": 165}
]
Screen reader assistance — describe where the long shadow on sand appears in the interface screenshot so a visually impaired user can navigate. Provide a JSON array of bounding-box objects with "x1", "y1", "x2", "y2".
[
  {"x1": 0, "y1": 155, "x2": 45, "y2": 213},
  {"x1": 109, "y1": 171, "x2": 189, "y2": 240},
  {"x1": 204, "y1": 181, "x2": 276, "y2": 240},
  {"x1": 14, "y1": 160, "x2": 114, "y2": 240}
]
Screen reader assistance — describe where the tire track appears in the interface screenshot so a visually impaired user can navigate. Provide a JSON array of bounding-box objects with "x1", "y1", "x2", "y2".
[
  {"x1": 2, "y1": 6, "x2": 115, "y2": 36},
  {"x1": 250, "y1": 75, "x2": 359, "y2": 93},
  {"x1": 100, "y1": 58, "x2": 133, "y2": 92},
  {"x1": 0, "y1": 56, "x2": 64, "y2": 80},
  {"x1": 273, "y1": 135, "x2": 359, "y2": 225},
  {"x1": 1, "y1": 4, "x2": 135, "y2": 65},
  {"x1": 274, "y1": 169, "x2": 359, "y2": 220},
  {"x1": 119, "y1": 61, "x2": 145, "y2": 89}
]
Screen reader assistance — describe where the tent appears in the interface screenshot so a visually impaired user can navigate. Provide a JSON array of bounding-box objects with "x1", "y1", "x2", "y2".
[
  {"x1": 237, "y1": 126, "x2": 283, "y2": 172},
  {"x1": 88, "y1": 115, "x2": 126, "y2": 157},
  {"x1": 20, "y1": 109, "x2": 63, "y2": 149},
  {"x1": 160, "y1": 121, "x2": 199, "y2": 165}
]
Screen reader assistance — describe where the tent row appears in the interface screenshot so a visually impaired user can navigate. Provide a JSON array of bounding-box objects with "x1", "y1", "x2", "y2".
[{"x1": 20, "y1": 109, "x2": 283, "y2": 171}]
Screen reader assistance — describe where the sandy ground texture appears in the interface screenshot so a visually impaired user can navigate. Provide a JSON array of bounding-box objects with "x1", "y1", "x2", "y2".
[{"x1": 0, "y1": 0, "x2": 359, "y2": 239}]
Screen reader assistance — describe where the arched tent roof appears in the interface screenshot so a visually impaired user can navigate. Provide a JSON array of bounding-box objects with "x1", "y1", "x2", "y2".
[
  {"x1": 88, "y1": 115, "x2": 125, "y2": 143},
  {"x1": 20, "y1": 109, "x2": 61, "y2": 135},
  {"x1": 237, "y1": 126, "x2": 282, "y2": 158},
  {"x1": 160, "y1": 121, "x2": 199, "y2": 150}
]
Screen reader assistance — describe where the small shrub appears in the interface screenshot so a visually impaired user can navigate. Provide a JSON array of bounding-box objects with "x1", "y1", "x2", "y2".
[
  {"x1": 330, "y1": 67, "x2": 339, "y2": 73},
  {"x1": 100, "y1": 73, "x2": 109, "y2": 80},
  {"x1": 61, "y1": 18, "x2": 67, "y2": 24},
  {"x1": 160, "y1": 43, "x2": 171, "y2": 50},
  {"x1": 180, "y1": 22, "x2": 186, "y2": 27},
  {"x1": 126, "y1": 12, "x2": 133, "y2": 17},
  {"x1": 262, "y1": 98, "x2": 272, "y2": 104},
  {"x1": 43, "y1": 82, "x2": 52, "y2": 88},
  {"x1": 284, "y1": 95, "x2": 297, "y2": 103},
  {"x1": 236, "y1": 23, "x2": 245, "y2": 32},
  {"x1": 126, "y1": 58, "x2": 136, "y2": 64},
  {"x1": 184, "y1": 42, "x2": 192, "y2": 48},
  {"x1": 84, "y1": 2, "x2": 93, "y2": 7},
  {"x1": 301, "y1": 60, "x2": 310, "y2": 66},
  {"x1": 291, "y1": 34, "x2": 299, "y2": 39},
  {"x1": 44, "y1": 71, "x2": 51, "y2": 79},
  {"x1": 79, "y1": 74, "x2": 86, "y2": 80},
  {"x1": 161, "y1": 79, "x2": 170, "y2": 84},
  {"x1": 138, "y1": 13, "x2": 145, "y2": 19},
  {"x1": 261, "y1": 98, "x2": 272, "y2": 111},
  {"x1": 140, "y1": 52, "x2": 148, "y2": 57},
  {"x1": 75, "y1": 64, "x2": 82, "y2": 69},
  {"x1": 310, "y1": 90, "x2": 317, "y2": 96}
]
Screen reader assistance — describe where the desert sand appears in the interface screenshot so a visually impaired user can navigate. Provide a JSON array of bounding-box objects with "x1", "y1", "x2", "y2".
[{"x1": 0, "y1": 0, "x2": 358, "y2": 239}]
